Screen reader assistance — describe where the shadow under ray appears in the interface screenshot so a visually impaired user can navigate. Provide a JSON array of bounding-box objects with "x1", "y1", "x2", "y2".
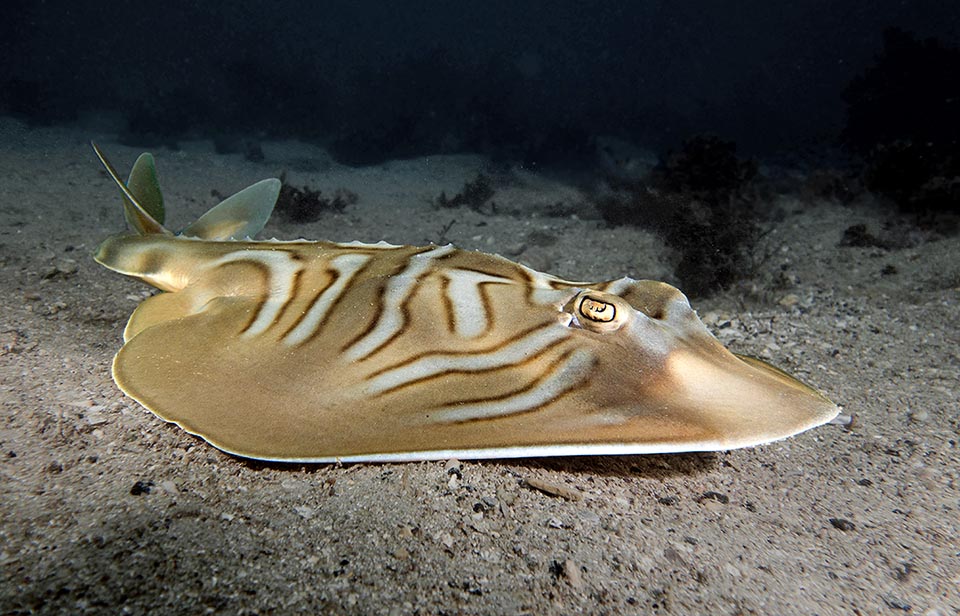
[
  {"x1": 230, "y1": 446, "x2": 719, "y2": 479},
  {"x1": 484, "y1": 451, "x2": 719, "y2": 480}
]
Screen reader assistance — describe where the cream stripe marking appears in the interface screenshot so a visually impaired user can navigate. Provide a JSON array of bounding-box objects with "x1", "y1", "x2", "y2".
[
  {"x1": 531, "y1": 287, "x2": 580, "y2": 309},
  {"x1": 345, "y1": 245, "x2": 455, "y2": 361},
  {"x1": 216, "y1": 250, "x2": 302, "y2": 337},
  {"x1": 365, "y1": 324, "x2": 570, "y2": 395},
  {"x1": 433, "y1": 349, "x2": 594, "y2": 423},
  {"x1": 444, "y1": 270, "x2": 514, "y2": 338},
  {"x1": 282, "y1": 253, "x2": 371, "y2": 346}
]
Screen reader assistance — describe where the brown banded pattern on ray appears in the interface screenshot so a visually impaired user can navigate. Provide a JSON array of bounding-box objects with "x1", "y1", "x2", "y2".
[
  {"x1": 281, "y1": 254, "x2": 372, "y2": 347},
  {"x1": 92, "y1": 146, "x2": 841, "y2": 462},
  {"x1": 431, "y1": 348, "x2": 597, "y2": 424},
  {"x1": 364, "y1": 323, "x2": 572, "y2": 397}
]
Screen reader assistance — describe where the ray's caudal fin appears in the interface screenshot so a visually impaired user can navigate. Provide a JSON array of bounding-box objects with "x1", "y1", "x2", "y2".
[{"x1": 93, "y1": 146, "x2": 841, "y2": 463}]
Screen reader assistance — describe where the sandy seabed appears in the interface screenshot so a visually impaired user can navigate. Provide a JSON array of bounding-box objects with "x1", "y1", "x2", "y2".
[{"x1": 1, "y1": 118, "x2": 957, "y2": 615}]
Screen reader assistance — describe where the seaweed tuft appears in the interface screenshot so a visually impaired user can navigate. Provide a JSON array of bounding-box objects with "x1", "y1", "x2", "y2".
[
  {"x1": 275, "y1": 175, "x2": 358, "y2": 223},
  {"x1": 595, "y1": 135, "x2": 761, "y2": 297},
  {"x1": 435, "y1": 174, "x2": 496, "y2": 213}
]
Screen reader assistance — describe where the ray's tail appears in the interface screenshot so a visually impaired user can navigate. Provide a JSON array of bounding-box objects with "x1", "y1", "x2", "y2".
[{"x1": 92, "y1": 143, "x2": 282, "y2": 292}]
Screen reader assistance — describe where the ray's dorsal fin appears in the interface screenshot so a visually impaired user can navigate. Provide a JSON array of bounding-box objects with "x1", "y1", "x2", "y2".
[
  {"x1": 91, "y1": 142, "x2": 171, "y2": 236},
  {"x1": 181, "y1": 178, "x2": 280, "y2": 240},
  {"x1": 93, "y1": 142, "x2": 280, "y2": 241},
  {"x1": 126, "y1": 152, "x2": 165, "y2": 225}
]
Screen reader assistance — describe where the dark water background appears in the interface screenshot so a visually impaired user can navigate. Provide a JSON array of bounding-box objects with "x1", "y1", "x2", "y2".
[{"x1": 3, "y1": 1, "x2": 957, "y2": 167}]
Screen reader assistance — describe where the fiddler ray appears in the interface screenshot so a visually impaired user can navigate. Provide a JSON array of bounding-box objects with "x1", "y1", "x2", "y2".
[{"x1": 92, "y1": 144, "x2": 841, "y2": 463}]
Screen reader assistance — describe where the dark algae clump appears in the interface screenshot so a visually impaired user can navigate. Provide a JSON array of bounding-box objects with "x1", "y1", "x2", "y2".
[
  {"x1": 595, "y1": 135, "x2": 760, "y2": 297},
  {"x1": 435, "y1": 173, "x2": 496, "y2": 213},
  {"x1": 275, "y1": 174, "x2": 359, "y2": 223}
]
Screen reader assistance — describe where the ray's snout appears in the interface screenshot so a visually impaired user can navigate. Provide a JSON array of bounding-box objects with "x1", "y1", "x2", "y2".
[
  {"x1": 569, "y1": 283, "x2": 839, "y2": 452},
  {"x1": 664, "y1": 346, "x2": 840, "y2": 449}
]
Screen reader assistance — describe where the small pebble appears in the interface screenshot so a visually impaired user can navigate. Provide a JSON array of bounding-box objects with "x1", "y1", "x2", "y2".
[
  {"x1": 882, "y1": 595, "x2": 911, "y2": 611},
  {"x1": 778, "y1": 294, "x2": 800, "y2": 307},
  {"x1": 294, "y1": 505, "x2": 315, "y2": 519},
  {"x1": 130, "y1": 480, "x2": 153, "y2": 496},
  {"x1": 445, "y1": 459, "x2": 462, "y2": 486},
  {"x1": 663, "y1": 547, "x2": 687, "y2": 566},
  {"x1": 83, "y1": 409, "x2": 109, "y2": 426},
  {"x1": 696, "y1": 491, "x2": 729, "y2": 505},
  {"x1": 829, "y1": 517, "x2": 855, "y2": 531},
  {"x1": 562, "y1": 559, "x2": 584, "y2": 589},
  {"x1": 525, "y1": 477, "x2": 583, "y2": 501},
  {"x1": 438, "y1": 532, "x2": 454, "y2": 549}
]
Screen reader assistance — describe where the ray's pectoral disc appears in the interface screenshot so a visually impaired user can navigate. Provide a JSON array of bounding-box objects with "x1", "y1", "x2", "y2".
[{"x1": 93, "y1": 145, "x2": 841, "y2": 462}]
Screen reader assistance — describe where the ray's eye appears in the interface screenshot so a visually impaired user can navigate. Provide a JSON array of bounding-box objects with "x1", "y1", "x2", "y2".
[
  {"x1": 566, "y1": 291, "x2": 631, "y2": 333},
  {"x1": 580, "y1": 297, "x2": 615, "y2": 322}
]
